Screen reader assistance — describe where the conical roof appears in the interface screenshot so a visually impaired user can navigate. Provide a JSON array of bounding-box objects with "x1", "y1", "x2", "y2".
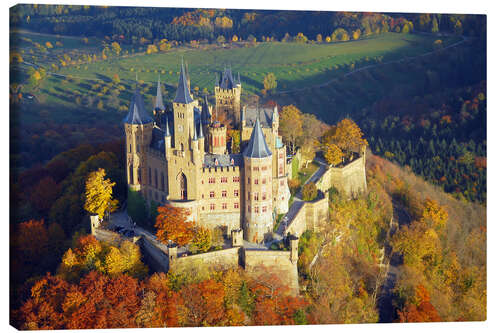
[
  {"x1": 243, "y1": 117, "x2": 272, "y2": 158},
  {"x1": 123, "y1": 89, "x2": 154, "y2": 125},
  {"x1": 201, "y1": 95, "x2": 211, "y2": 125},
  {"x1": 219, "y1": 66, "x2": 236, "y2": 90},
  {"x1": 173, "y1": 60, "x2": 194, "y2": 104},
  {"x1": 155, "y1": 75, "x2": 165, "y2": 111}
]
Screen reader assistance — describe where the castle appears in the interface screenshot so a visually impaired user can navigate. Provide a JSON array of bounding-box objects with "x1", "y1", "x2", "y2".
[{"x1": 123, "y1": 62, "x2": 290, "y2": 244}]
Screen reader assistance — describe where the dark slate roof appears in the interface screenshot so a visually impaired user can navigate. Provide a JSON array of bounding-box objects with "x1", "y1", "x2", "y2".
[
  {"x1": 243, "y1": 106, "x2": 274, "y2": 128},
  {"x1": 173, "y1": 61, "x2": 194, "y2": 104},
  {"x1": 204, "y1": 154, "x2": 242, "y2": 167},
  {"x1": 150, "y1": 127, "x2": 165, "y2": 152},
  {"x1": 219, "y1": 67, "x2": 237, "y2": 90},
  {"x1": 155, "y1": 76, "x2": 165, "y2": 111},
  {"x1": 198, "y1": 118, "x2": 204, "y2": 138},
  {"x1": 201, "y1": 95, "x2": 211, "y2": 125},
  {"x1": 123, "y1": 89, "x2": 154, "y2": 125},
  {"x1": 243, "y1": 117, "x2": 272, "y2": 158}
]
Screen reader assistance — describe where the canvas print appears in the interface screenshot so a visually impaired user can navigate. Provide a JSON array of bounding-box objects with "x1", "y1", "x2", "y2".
[{"x1": 9, "y1": 4, "x2": 486, "y2": 329}]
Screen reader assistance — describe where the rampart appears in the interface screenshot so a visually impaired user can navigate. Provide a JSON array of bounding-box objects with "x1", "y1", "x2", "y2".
[
  {"x1": 169, "y1": 247, "x2": 240, "y2": 273},
  {"x1": 284, "y1": 192, "x2": 329, "y2": 237},
  {"x1": 243, "y1": 249, "x2": 299, "y2": 294},
  {"x1": 316, "y1": 154, "x2": 367, "y2": 198}
]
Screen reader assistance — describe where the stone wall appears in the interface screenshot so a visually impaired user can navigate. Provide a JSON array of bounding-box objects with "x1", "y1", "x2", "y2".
[
  {"x1": 169, "y1": 247, "x2": 240, "y2": 274},
  {"x1": 329, "y1": 154, "x2": 367, "y2": 197},
  {"x1": 284, "y1": 192, "x2": 329, "y2": 237},
  {"x1": 243, "y1": 250, "x2": 299, "y2": 295}
]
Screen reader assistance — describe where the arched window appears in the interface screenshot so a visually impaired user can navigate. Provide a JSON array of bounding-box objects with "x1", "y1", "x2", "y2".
[
  {"x1": 181, "y1": 143, "x2": 184, "y2": 151},
  {"x1": 180, "y1": 173, "x2": 187, "y2": 200}
]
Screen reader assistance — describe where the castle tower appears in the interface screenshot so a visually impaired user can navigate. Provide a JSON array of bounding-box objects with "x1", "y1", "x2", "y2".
[
  {"x1": 215, "y1": 66, "x2": 241, "y2": 123},
  {"x1": 167, "y1": 60, "x2": 203, "y2": 201},
  {"x1": 208, "y1": 121, "x2": 227, "y2": 155},
  {"x1": 153, "y1": 75, "x2": 166, "y2": 127},
  {"x1": 243, "y1": 116, "x2": 273, "y2": 243},
  {"x1": 123, "y1": 88, "x2": 155, "y2": 192}
]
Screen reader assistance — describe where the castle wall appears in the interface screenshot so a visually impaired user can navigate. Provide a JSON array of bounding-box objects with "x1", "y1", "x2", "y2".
[
  {"x1": 284, "y1": 193, "x2": 329, "y2": 237},
  {"x1": 215, "y1": 86, "x2": 241, "y2": 121},
  {"x1": 243, "y1": 250, "x2": 299, "y2": 295},
  {"x1": 169, "y1": 247, "x2": 241, "y2": 273},
  {"x1": 328, "y1": 155, "x2": 367, "y2": 198}
]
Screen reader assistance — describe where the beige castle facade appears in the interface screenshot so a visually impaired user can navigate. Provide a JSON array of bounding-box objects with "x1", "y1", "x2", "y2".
[{"x1": 124, "y1": 64, "x2": 290, "y2": 244}]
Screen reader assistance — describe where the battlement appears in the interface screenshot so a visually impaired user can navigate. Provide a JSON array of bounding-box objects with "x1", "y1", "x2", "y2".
[{"x1": 202, "y1": 165, "x2": 240, "y2": 173}]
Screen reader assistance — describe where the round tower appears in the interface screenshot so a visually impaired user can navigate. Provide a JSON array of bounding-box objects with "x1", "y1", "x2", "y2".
[
  {"x1": 208, "y1": 121, "x2": 227, "y2": 155},
  {"x1": 243, "y1": 117, "x2": 273, "y2": 243}
]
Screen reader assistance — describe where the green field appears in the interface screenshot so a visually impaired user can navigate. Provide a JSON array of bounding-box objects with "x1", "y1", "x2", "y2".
[{"x1": 54, "y1": 33, "x2": 456, "y2": 94}]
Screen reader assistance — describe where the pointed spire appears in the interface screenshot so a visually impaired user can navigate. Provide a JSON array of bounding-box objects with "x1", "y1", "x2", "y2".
[
  {"x1": 198, "y1": 117, "x2": 204, "y2": 138},
  {"x1": 155, "y1": 74, "x2": 165, "y2": 111},
  {"x1": 192, "y1": 119, "x2": 198, "y2": 141},
  {"x1": 237, "y1": 72, "x2": 241, "y2": 85},
  {"x1": 173, "y1": 59, "x2": 194, "y2": 104},
  {"x1": 272, "y1": 105, "x2": 279, "y2": 123},
  {"x1": 123, "y1": 88, "x2": 153, "y2": 125},
  {"x1": 243, "y1": 116, "x2": 272, "y2": 158},
  {"x1": 164, "y1": 115, "x2": 171, "y2": 137}
]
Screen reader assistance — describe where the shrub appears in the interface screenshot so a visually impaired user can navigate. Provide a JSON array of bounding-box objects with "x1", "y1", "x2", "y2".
[{"x1": 302, "y1": 182, "x2": 318, "y2": 201}]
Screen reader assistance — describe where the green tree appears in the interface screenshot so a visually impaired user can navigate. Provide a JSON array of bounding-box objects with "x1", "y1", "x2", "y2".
[
  {"x1": 191, "y1": 227, "x2": 212, "y2": 253},
  {"x1": 263, "y1": 72, "x2": 277, "y2": 92}
]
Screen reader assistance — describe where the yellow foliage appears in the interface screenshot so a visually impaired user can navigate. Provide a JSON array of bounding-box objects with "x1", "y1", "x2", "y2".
[{"x1": 83, "y1": 168, "x2": 119, "y2": 219}]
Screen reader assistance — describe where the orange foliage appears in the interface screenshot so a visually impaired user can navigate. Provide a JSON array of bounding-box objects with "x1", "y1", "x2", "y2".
[
  {"x1": 155, "y1": 204, "x2": 195, "y2": 246},
  {"x1": 15, "y1": 219, "x2": 49, "y2": 260},
  {"x1": 180, "y1": 279, "x2": 226, "y2": 326},
  {"x1": 398, "y1": 285, "x2": 441, "y2": 322}
]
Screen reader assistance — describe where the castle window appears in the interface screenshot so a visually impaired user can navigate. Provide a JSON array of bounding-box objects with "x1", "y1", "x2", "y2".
[
  {"x1": 161, "y1": 173, "x2": 165, "y2": 191},
  {"x1": 234, "y1": 202, "x2": 239, "y2": 209},
  {"x1": 248, "y1": 177, "x2": 250, "y2": 184},
  {"x1": 148, "y1": 168, "x2": 152, "y2": 185},
  {"x1": 222, "y1": 203, "x2": 227, "y2": 210},
  {"x1": 262, "y1": 192, "x2": 266, "y2": 200},
  {"x1": 234, "y1": 189, "x2": 239, "y2": 197},
  {"x1": 262, "y1": 178, "x2": 266, "y2": 184},
  {"x1": 262, "y1": 166, "x2": 267, "y2": 171},
  {"x1": 138, "y1": 168, "x2": 141, "y2": 184},
  {"x1": 209, "y1": 177, "x2": 215, "y2": 184},
  {"x1": 253, "y1": 166, "x2": 259, "y2": 171},
  {"x1": 233, "y1": 176, "x2": 239, "y2": 182},
  {"x1": 202, "y1": 194, "x2": 204, "y2": 199},
  {"x1": 254, "y1": 193, "x2": 258, "y2": 200},
  {"x1": 248, "y1": 192, "x2": 251, "y2": 200},
  {"x1": 129, "y1": 165, "x2": 134, "y2": 184},
  {"x1": 262, "y1": 206, "x2": 267, "y2": 213},
  {"x1": 254, "y1": 206, "x2": 259, "y2": 213},
  {"x1": 210, "y1": 191, "x2": 215, "y2": 198},
  {"x1": 279, "y1": 153, "x2": 284, "y2": 159},
  {"x1": 202, "y1": 206, "x2": 205, "y2": 211},
  {"x1": 222, "y1": 190, "x2": 227, "y2": 198},
  {"x1": 221, "y1": 177, "x2": 227, "y2": 183},
  {"x1": 254, "y1": 179, "x2": 258, "y2": 185},
  {"x1": 210, "y1": 204, "x2": 215, "y2": 211},
  {"x1": 129, "y1": 144, "x2": 132, "y2": 153},
  {"x1": 154, "y1": 169, "x2": 158, "y2": 188},
  {"x1": 279, "y1": 165, "x2": 283, "y2": 175}
]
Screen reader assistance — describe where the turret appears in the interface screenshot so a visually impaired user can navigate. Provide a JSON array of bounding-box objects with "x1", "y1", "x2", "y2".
[
  {"x1": 241, "y1": 105, "x2": 246, "y2": 128},
  {"x1": 155, "y1": 75, "x2": 165, "y2": 112},
  {"x1": 198, "y1": 119, "x2": 205, "y2": 152},
  {"x1": 164, "y1": 116, "x2": 171, "y2": 157}
]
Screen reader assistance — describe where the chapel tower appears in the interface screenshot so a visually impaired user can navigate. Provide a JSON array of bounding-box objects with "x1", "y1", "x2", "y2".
[{"x1": 123, "y1": 88, "x2": 155, "y2": 192}]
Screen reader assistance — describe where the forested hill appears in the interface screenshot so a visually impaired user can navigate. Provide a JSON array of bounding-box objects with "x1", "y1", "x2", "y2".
[{"x1": 11, "y1": 5, "x2": 485, "y2": 43}]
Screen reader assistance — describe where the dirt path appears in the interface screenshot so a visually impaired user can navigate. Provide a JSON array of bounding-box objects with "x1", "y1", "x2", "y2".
[{"x1": 376, "y1": 198, "x2": 412, "y2": 323}]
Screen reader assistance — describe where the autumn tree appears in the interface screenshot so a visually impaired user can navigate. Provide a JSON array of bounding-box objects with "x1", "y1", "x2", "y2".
[
  {"x1": 300, "y1": 137, "x2": 319, "y2": 168},
  {"x1": 397, "y1": 285, "x2": 441, "y2": 322},
  {"x1": 324, "y1": 142, "x2": 343, "y2": 166},
  {"x1": 155, "y1": 204, "x2": 195, "y2": 246},
  {"x1": 322, "y1": 118, "x2": 367, "y2": 160},
  {"x1": 191, "y1": 227, "x2": 212, "y2": 254},
  {"x1": 29, "y1": 176, "x2": 61, "y2": 215},
  {"x1": 180, "y1": 279, "x2": 226, "y2": 326},
  {"x1": 263, "y1": 72, "x2": 277, "y2": 92},
  {"x1": 111, "y1": 41, "x2": 121, "y2": 56},
  {"x1": 279, "y1": 105, "x2": 304, "y2": 154},
  {"x1": 302, "y1": 182, "x2": 318, "y2": 201},
  {"x1": 420, "y1": 199, "x2": 448, "y2": 230},
  {"x1": 84, "y1": 168, "x2": 119, "y2": 220}
]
